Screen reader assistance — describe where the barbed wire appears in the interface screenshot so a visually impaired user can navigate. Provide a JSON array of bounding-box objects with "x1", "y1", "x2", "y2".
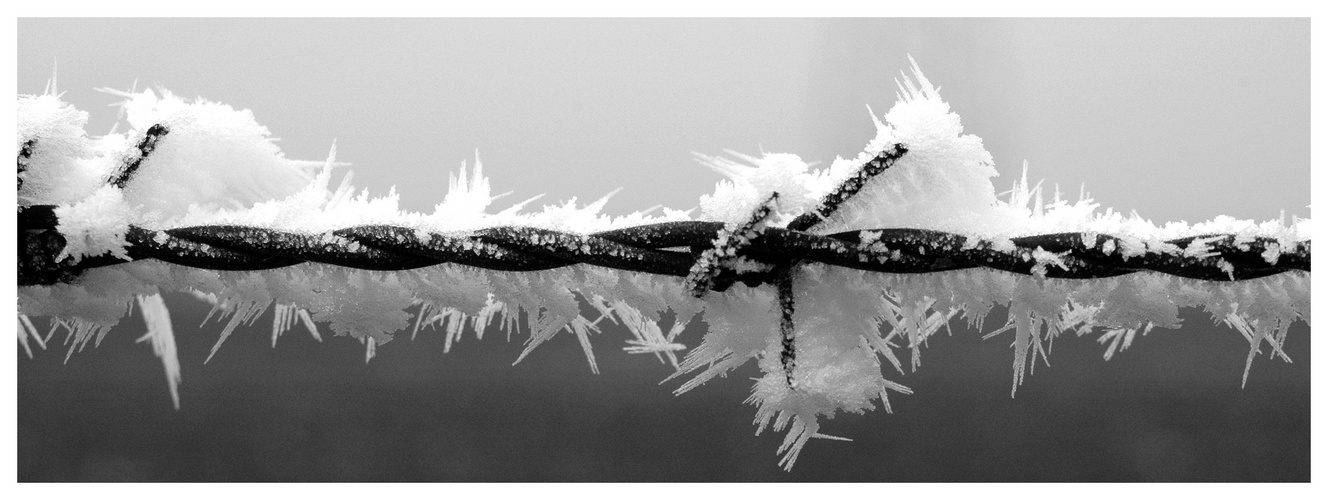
[
  {"x1": 16, "y1": 136, "x2": 1311, "y2": 288},
  {"x1": 16, "y1": 120, "x2": 1314, "y2": 397}
]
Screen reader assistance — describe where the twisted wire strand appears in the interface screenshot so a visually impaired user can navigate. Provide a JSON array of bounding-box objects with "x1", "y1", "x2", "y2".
[
  {"x1": 15, "y1": 130, "x2": 1311, "y2": 289},
  {"x1": 16, "y1": 209, "x2": 1311, "y2": 287}
]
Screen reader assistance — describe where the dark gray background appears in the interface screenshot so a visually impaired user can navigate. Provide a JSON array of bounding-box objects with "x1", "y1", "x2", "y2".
[{"x1": 17, "y1": 18, "x2": 1310, "y2": 481}]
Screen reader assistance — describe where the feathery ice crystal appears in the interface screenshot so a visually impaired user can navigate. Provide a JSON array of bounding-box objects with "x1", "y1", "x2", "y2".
[{"x1": 17, "y1": 57, "x2": 1310, "y2": 470}]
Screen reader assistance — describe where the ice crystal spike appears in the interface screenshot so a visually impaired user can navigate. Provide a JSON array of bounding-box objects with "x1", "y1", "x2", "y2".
[
  {"x1": 134, "y1": 293, "x2": 180, "y2": 409},
  {"x1": 16, "y1": 58, "x2": 1310, "y2": 471}
]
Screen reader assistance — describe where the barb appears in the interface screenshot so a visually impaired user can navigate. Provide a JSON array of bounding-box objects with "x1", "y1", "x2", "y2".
[
  {"x1": 108, "y1": 124, "x2": 169, "y2": 189},
  {"x1": 788, "y1": 143, "x2": 908, "y2": 232},
  {"x1": 776, "y1": 266, "x2": 797, "y2": 388},
  {"x1": 17, "y1": 138, "x2": 35, "y2": 191},
  {"x1": 686, "y1": 192, "x2": 781, "y2": 297}
]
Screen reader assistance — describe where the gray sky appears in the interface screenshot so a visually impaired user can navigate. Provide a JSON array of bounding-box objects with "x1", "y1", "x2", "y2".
[{"x1": 17, "y1": 18, "x2": 1309, "y2": 225}]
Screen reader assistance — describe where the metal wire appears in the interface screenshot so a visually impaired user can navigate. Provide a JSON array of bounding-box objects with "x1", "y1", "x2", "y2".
[
  {"x1": 15, "y1": 132, "x2": 1311, "y2": 289},
  {"x1": 17, "y1": 205, "x2": 1312, "y2": 287},
  {"x1": 15, "y1": 122, "x2": 1314, "y2": 398}
]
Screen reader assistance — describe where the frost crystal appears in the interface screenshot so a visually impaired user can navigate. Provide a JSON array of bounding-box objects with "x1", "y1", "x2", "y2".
[
  {"x1": 16, "y1": 58, "x2": 1310, "y2": 471},
  {"x1": 135, "y1": 293, "x2": 181, "y2": 409}
]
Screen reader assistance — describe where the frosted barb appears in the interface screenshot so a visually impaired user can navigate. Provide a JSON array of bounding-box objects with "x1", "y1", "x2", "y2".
[
  {"x1": 686, "y1": 192, "x2": 780, "y2": 297},
  {"x1": 776, "y1": 266, "x2": 798, "y2": 388},
  {"x1": 787, "y1": 144, "x2": 909, "y2": 232}
]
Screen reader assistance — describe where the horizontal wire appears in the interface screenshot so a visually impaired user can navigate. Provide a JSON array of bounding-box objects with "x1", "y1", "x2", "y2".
[
  {"x1": 17, "y1": 218, "x2": 1310, "y2": 287},
  {"x1": 14, "y1": 129, "x2": 1310, "y2": 287}
]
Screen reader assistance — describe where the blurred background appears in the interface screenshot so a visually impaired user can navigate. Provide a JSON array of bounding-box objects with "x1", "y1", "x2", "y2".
[{"x1": 16, "y1": 18, "x2": 1309, "y2": 481}]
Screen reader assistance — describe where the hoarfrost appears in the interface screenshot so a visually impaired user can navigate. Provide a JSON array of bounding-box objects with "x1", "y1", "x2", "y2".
[{"x1": 16, "y1": 57, "x2": 1311, "y2": 471}]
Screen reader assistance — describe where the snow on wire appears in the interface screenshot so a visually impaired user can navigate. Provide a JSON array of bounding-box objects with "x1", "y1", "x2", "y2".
[{"x1": 16, "y1": 58, "x2": 1311, "y2": 470}]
